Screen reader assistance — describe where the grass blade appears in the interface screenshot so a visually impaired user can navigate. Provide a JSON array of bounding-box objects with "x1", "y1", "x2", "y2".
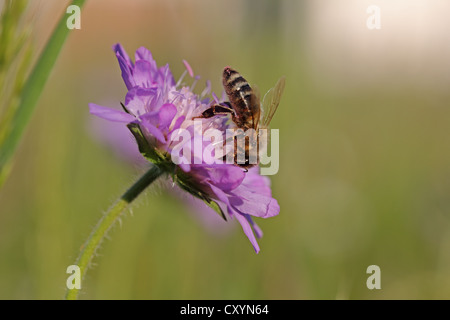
[{"x1": 0, "y1": 0, "x2": 86, "y2": 187}]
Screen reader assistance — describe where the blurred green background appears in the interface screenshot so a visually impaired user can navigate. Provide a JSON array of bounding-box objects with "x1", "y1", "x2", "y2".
[{"x1": 1, "y1": 0, "x2": 450, "y2": 299}]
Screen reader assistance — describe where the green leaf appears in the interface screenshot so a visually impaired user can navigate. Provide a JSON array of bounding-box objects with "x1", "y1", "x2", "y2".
[
  {"x1": 127, "y1": 122, "x2": 162, "y2": 165},
  {"x1": 204, "y1": 199, "x2": 227, "y2": 221}
]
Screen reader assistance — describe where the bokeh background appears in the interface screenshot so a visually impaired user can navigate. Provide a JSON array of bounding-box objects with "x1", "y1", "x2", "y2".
[{"x1": 1, "y1": 0, "x2": 450, "y2": 299}]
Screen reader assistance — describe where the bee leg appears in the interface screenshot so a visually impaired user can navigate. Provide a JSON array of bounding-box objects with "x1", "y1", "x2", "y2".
[
  {"x1": 221, "y1": 101, "x2": 233, "y2": 109},
  {"x1": 193, "y1": 103, "x2": 235, "y2": 119}
]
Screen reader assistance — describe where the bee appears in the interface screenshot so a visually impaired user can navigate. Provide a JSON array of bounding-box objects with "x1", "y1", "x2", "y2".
[{"x1": 197, "y1": 67, "x2": 285, "y2": 169}]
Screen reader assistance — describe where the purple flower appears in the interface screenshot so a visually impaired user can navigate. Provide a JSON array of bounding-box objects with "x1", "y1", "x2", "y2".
[{"x1": 89, "y1": 44, "x2": 280, "y2": 253}]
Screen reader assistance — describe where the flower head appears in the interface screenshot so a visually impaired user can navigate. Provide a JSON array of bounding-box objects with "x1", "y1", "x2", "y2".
[{"x1": 89, "y1": 44, "x2": 280, "y2": 253}]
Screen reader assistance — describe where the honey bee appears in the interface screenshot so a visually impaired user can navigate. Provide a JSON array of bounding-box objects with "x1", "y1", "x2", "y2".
[{"x1": 198, "y1": 67, "x2": 285, "y2": 169}]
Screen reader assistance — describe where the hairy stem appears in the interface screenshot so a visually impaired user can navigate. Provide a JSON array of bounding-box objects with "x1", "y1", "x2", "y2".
[{"x1": 65, "y1": 166, "x2": 164, "y2": 300}]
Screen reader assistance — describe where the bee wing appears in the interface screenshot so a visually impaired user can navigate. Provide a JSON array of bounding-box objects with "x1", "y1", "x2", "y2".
[
  {"x1": 253, "y1": 83, "x2": 261, "y2": 102},
  {"x1": 261, "y1": 76, "x2": 285, "y2": 128},
  {"x1": 252, "y1": 83, "x2": 261, "y2": 128}
]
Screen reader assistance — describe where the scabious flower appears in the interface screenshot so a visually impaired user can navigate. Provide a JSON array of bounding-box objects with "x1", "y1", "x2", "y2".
[
  {"x1": 88, "y1": 105, "x2": 233, "y2": 236},
  {"x1": 89, "y1": 44, "x2": 279, "y2": 253}
]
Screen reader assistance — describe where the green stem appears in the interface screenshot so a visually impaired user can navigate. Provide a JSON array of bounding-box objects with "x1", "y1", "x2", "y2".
[
  {"x1": 0, "y1": 0, "x2": 86, "y2": 187},
  {"x1": 65, "y1": 166, "x2": 164, "y2": 300}
]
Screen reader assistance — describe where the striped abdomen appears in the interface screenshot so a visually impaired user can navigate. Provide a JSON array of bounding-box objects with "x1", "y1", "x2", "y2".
[{"x1": 223, "y1": 67, "x2": 260, "y2": 130}]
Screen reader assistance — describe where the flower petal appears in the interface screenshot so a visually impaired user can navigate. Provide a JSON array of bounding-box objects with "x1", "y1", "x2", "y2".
[
  {"x1": 241, "y1": 167, "x2": 273, "y2": 197},
  {"x1": 116, "y1": 55, "x2": 135, "y2": 90},
  {"x1": 158, "y1": 103, "x2": 177, "y2": 128},
  {"x1": 246, "y1": 216, "x2": 263, "y2": 238},
  {"x1": 113, "y1": 44, "x2": 135, "y2": 90},
  {"x1": 133, "y1": 60, "x2": 153, "y2": 88},
  {"x1": 141, "y1": 118, "x2": 166, "y2": 143},
  {"x1": 89, "y1": 103, "x2": 136, "y2": 123},
  {"x1": 234, "y1": 213, "x2": 260, "y2": 253},
  {"x1": 113, "y1": 43, "x2": 133, "y2": 68},
  {"x1": 178, "y1": 162, "x2": 191, "y2": 172},
  {"x1": 208, "y1": 183, "x2": 262, "y2": 253},
  {"x1": 124, "y1": 87, "x2": 157, "y2": 116},
  {"x1": 135, "y1": 47, "x2": 154, "y2": 65},
  {"x1": 205, "y1": 165, "x2": 245, "y2": 192},
  {"x1": 230, "y1": 188, "x2": 280, "y2": 218},
  {"x1": 208, "y1": 183, "x2": 231, "y2": 207},
  {"x1": 172, "y1": 115, "x2": 186, "y2": 131},
  {"x1": 158, "y1": 64, "x2": 176, "y2": 87}
]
